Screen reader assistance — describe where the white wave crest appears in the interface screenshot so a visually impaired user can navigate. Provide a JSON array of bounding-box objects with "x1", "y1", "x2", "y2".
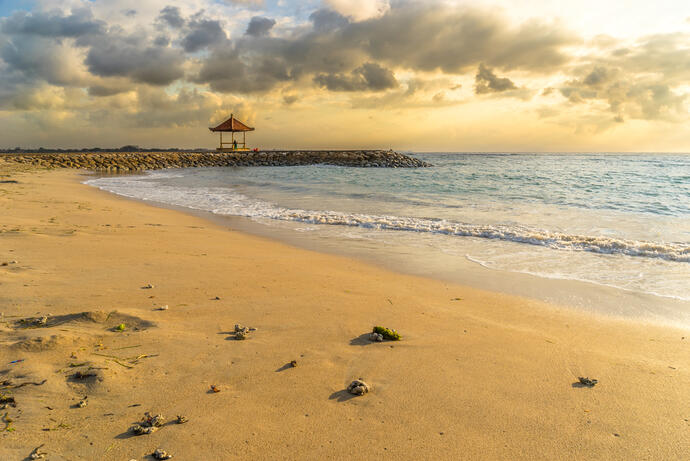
[{"x1": 85, "y1": 175, "x2": 690, "y2": 263}]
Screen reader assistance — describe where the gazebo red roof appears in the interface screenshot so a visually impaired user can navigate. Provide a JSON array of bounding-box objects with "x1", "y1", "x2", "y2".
[{"x1": 209, "y1": 114, "x2": 255, "y2": 132}]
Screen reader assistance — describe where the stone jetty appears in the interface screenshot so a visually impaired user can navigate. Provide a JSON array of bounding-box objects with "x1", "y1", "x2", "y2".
[{"x1": 0, "y1": 150, "x2": 430, "y2": 172}]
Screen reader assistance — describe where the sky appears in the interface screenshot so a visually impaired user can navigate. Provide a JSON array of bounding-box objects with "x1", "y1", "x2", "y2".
[{"x1": 0, "y1": 0, "x2": 689, "y2": 151}]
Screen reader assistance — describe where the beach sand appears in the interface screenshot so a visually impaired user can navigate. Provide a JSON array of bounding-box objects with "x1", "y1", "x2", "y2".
[{"x1": 0, "y1": 165, "x2": 688, "y2": 460}]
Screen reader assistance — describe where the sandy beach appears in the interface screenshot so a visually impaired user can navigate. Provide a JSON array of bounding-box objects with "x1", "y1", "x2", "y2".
[{"x1": 1, "y1": 165, "x2": 688, "y2": 460}]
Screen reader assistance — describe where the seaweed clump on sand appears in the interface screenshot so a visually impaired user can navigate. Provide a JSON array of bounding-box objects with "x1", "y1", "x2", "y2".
[
  {"x1": 372, "y1": 326, "x2": 401, "y2": 341},
  {"x1": 578, "y1": 377, "x2": 598, "y2": 387},
  {"x1": 0, "y1": 392, "x2": 16, "y2": 408}
]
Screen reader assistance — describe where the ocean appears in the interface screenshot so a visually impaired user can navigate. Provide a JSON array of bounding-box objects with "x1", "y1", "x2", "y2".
[{"x1": 85, "y1": 153, "x2": 690, "y2": 326}]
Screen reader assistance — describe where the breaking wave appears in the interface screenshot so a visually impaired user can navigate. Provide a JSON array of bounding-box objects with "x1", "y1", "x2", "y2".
[{"x1": 85, "y1": 174, "x2": 689, "y2": 263}]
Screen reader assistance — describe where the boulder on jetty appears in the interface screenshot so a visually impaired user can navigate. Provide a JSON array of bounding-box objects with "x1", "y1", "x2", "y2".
[{"x1": 1, "y1": 150, "x2": 430, "y2": 172}]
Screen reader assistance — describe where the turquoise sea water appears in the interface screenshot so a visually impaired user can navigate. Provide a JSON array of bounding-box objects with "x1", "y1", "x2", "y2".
[{"x1": 86, "y1": 153, "x2": 690, "y2": 323}]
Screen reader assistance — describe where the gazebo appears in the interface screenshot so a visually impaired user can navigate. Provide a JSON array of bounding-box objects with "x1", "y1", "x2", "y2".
[{"x1": 209, "y1": 114, "x2": 255, "y2": 152}]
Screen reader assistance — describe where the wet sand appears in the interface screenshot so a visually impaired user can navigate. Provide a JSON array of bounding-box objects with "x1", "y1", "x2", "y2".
[{"x1": 1, "y1": 164, "x2": 688, "y2": 460}]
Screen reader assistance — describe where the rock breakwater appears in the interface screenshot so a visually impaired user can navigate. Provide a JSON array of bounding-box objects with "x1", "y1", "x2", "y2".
[{"x1": 1, "y1": 150, "x2": 430, "y2": 172}]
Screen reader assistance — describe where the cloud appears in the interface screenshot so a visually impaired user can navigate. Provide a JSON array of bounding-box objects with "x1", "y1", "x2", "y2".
[
  {"x1": 282, "y1": 93, "x2": 298, "y2": 105},
  {"x1": 129, "y1": 86, "x2": 223, "y2": 128},
  {"x1": 1, "y1": 35, "x2": 90, "y2": 86},
  {"x1": 191, "y1": 2, "x2": 577, "y2": 96},
  {"x1": 560, "y1": 71, "x2": 687, "y2": 122},
  {"x1": 349, "y1": 77, "x2": 465, "y2": 109},
  {"x1": 181, "y1": 18, "x2": 227, "y2": 52},
  {"x1": 325, "y1": 0, "x2": 390, "y2": 22},
  {"x1": 158, "y1": 6, "x2": 185, "y2": 29},
  {"x1": 87, "y1": 84, "x2": 131, "y2": 97},
  {"x1": 1, "y1": 2, "x2": 580, "y2": 99},
  {"x1": 194, "y1": 47, "x2": 291, "y2": 93},
  {"x1": 154, "y1": 35, "x2": 170, "y2": 47},
  {"x1": 1, "y1": 8, "x2": 104, "y2": 37},
  {"x1": 582, "y1": 66, "x2": 611, "y2": 86},
  {"x1": 314, "y1": 62, "x2": 397, "y2": 91},
  {"x1": 222, "y1": 0, "x2": 264, "y2": 8},
  {"x1": 84, "y1": 31, "x2": 185, "y2": 85},
  {"x1": 159, "y1": 8, "x2": 227, "y2": 52},
  {"x1": 309, "y1": 8, "x2": 349, "y2": 32},
  {"x1": 554, "y1": 32, "x2": 690, "y2": 122},
  {"x1": 342, "y1": 4, "x2": 577, "y2": 74},
  {"x1": 474, "y1": 64, "x2": 517, "y2": 94},
  {"x1": 246, "y1": 16, "x2": 276, "y2": 37},
  {"x1": 612, "y1": 33, "x2": 690, "y2": 84}
]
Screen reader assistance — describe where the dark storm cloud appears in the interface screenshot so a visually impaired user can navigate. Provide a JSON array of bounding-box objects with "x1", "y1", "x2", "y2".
[
  {"x1": 193, "y1": 2, "x2": 578, "y2": 95},
  {"x1": 341, "y1": 5, "x2": 577, "y2": 73},
  {"x1": 154, "y1": 35, "x2": 170, "y2": 47},
  {"x1": 246, "y1": 16, "x2": 276, "y2": 37},
  {"x1": 0, "y1": 2, "x2": 578, "y2": 97},
  {"x1": 309, "y1": 9, "x2": 349, "y2": 32},
  {"x1": 87, "y1": 84, "x2": 129, "y2": 97},
  {"x1": 0, "y1": 60, "x2": 33, "y2": 109},
  {"x1": 84, "y1": 32, "x2": 185, "y2": 85},
  {"x1": 194, "y1": 46, "x2": 290, "y2": 93},
  {"x1": 181, "y1": 18, "x2": 227, "y2": 52},
  {"x1": 158, "y1": 6, "x2": 185, "y2": 29},
  {"x1": 314, "y1": 62, "x2": 398, "y2": 91},
  {"x1": 0, "y1": 38, "x2": 70, "y2": 85},
  {"x1": 1, "y1": 8, "x2": 104, "y2": 37},
  {"x1": 474, "y1": 64, "x2": 517, "y2": 94}
]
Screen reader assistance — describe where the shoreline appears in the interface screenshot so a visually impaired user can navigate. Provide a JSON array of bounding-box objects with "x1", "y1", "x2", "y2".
[
  {"x1": 84, "y1": 170, "x2": 690, "y2": 330},
  {"x1": 1, "y1": 166, "x2": 688, "y2": 460}
]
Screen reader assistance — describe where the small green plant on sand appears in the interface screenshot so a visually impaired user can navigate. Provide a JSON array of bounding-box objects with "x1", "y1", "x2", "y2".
[
  {"x1": 2, "y1": 413, "x2": 15, "y2": 432},
  {"x1": 373, "y1": 326, "x2": 401, "y2": 341},
  {"x1": 115, "y1": 323, "x2": 126, "y2": 332}
]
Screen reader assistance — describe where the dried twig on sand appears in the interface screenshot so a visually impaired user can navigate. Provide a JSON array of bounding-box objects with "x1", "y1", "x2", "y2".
[
  {"x1": 1, "y1": 379, "x2": 47, "y2": 389},
  {"x1": 29, "y1": 444, "x2": 46, "y2": 459}
]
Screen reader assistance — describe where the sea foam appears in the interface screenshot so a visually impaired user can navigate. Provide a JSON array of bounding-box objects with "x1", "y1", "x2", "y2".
[{"x1": 85, "y1": 174, "x2": 689, "y2": 263}]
